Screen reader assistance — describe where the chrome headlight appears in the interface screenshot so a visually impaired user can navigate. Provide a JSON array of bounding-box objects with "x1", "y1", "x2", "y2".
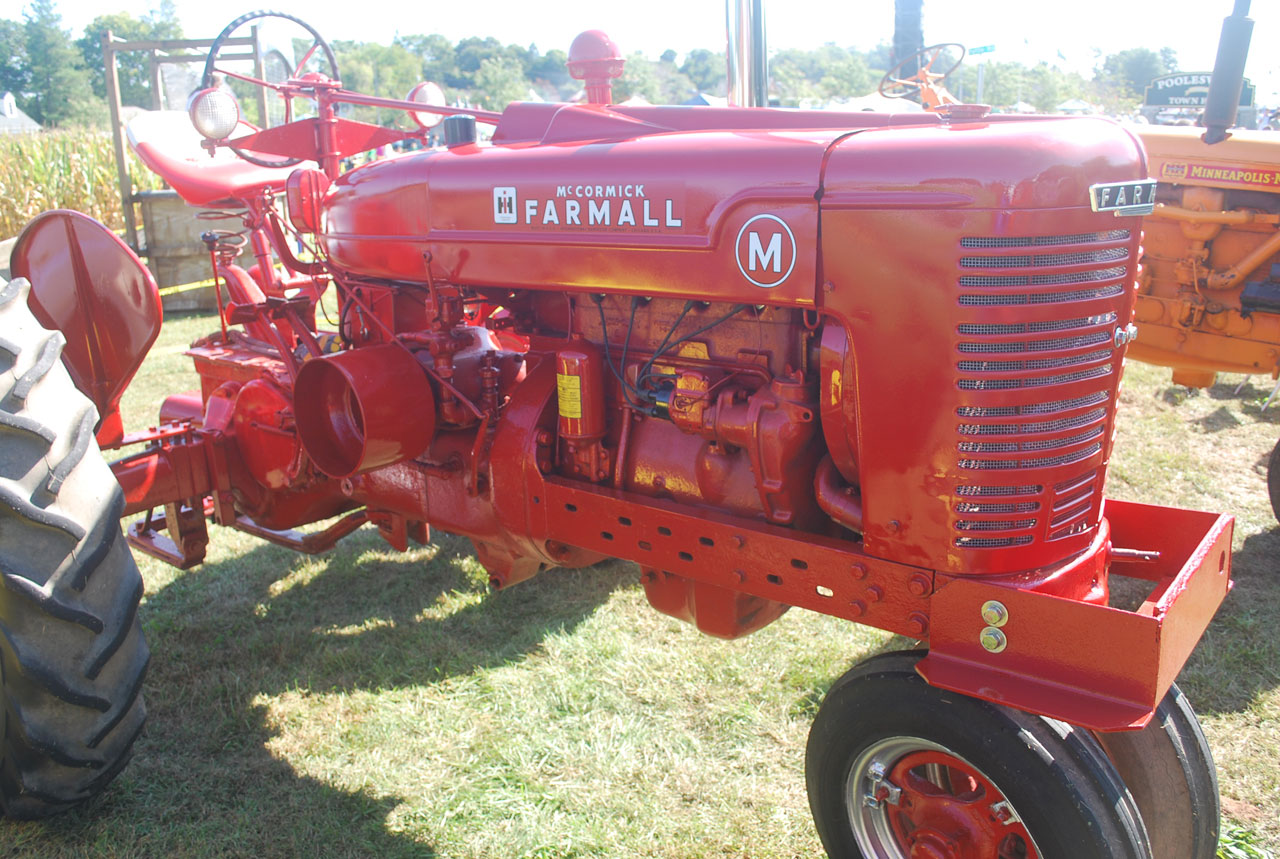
[
  {"x1": 407, "y1": 82, "x2": 446, "y2": 129},
  {"x1": 188, "y1": 87, "x2": 241, "y2": 140}
]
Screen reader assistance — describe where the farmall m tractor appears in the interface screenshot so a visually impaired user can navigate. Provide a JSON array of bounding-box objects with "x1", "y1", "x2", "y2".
[{"x1": 0, "y1": 7, "x2": 1236, "y2": 858}]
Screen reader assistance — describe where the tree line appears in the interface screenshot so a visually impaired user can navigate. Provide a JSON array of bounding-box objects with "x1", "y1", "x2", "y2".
[{"x1": 1, "y1": 0, "x2": 1179, "y2": 128}]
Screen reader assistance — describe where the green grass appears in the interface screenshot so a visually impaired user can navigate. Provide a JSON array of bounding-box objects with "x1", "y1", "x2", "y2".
[{"x1": 2, "y1": 312, "x2": 1278, "y2": 857}]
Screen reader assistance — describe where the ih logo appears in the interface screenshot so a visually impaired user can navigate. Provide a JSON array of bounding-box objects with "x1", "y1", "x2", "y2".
[
  {"x1": 735, "y1": 214, "x2": 796, "y2": 288},
  {"x1": 493, "y1": 187, "x2": 517, "y2": 224}
]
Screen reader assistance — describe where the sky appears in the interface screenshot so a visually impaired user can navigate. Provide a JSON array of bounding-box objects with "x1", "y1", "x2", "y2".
[{"x1": 4, "y1": 0, "x2": 1278, "y2": 102}]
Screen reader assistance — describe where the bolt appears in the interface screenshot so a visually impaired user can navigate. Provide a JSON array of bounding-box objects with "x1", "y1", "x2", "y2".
[
  {"x1": 865, "y1": 586, "x2": 883, "y2": 603},
  {"x1": 823, "y1": 280, "x2": 835, "y2": 293},
  {"x1": 851, "y1": 563, "x2": 868, "y2": 580},
  {"x1": 733, "y1": 569, "x2": 746, "y2": 583},
  {"x1": 732, "y1": 535, "x2": 746, "y2": 549},
  {"x1": 980, "y1": 600, "x2": 1009, "y2": 627},
  {"x1": 907, "y1": 612, "x2": 929, "y2": 637},
  {"x1": 536, "y1": 430, "x2": 553, "y2": 445},
  {"x1": 908, "y1": 574, "x2": 931, "y2": 597},
  {"x1": 980, "y1": 626, "x2": 1008, "y2": 653},
  {"x1": 990, "y1": 800, "x2": 1019, "y2": 825},
  {"x1": 849, "y1": 600, "x2": 866, "y2": 617},
  {"x1": 340, "y1": 478, "x2": 355, "y2": 497},
  {"x1": 887, "y1": 520, "x2": 901, "y2": 535}
]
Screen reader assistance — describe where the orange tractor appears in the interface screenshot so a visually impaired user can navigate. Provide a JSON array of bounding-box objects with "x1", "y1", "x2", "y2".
[
  {"x1": 890, "y1": 3, "x2": 1280, "y2": 519},
  {"x1": 1126, "y1": 1, "x2": 1280, "y2": 515}
]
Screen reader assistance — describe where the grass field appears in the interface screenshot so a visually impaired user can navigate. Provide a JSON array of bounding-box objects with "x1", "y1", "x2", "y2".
[{"x1": 2, "y1": 307, "x2": 1278, "y2": 858}]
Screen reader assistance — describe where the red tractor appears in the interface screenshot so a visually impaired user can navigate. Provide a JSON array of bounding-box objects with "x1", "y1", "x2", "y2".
[{"x1": 0, "y1": 10, "x2": 1234, "y2": 858}]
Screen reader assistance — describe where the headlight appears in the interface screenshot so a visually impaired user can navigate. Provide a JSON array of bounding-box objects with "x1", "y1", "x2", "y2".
[
  {"x1": 188, "y1": 87, "x2": 240, "y2": 140},
  {"x1": 407, "y1": 82, "x2": 446, "y2": 129}
]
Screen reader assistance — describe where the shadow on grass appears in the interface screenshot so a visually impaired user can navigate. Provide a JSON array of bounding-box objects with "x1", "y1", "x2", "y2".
[
  {"x1": 7, "y1": 527, "x2": 628, "y2": 857},
  {"x1": 1178, "y1": 526, "x2": 1280, "y2": 716}
]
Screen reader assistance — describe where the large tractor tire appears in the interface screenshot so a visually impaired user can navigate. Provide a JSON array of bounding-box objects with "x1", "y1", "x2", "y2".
[
  {"x1": 1267, "y1": 436, "x2": 1280, "y2": 524},
  {"x1": 0, "y1": 277, "x2": 149, "y2": 818}
]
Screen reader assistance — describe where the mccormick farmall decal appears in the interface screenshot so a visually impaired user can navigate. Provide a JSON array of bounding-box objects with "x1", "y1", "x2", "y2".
[{"x1": 492, "y1": 184, "x2": 685, "y2": 230}]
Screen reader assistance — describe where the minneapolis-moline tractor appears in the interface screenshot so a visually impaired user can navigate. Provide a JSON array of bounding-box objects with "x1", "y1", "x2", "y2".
[
  {"x1": 1126, "y1": 1, "x2": 1280, "y2": 520},
  {"x1": 1, "y1": 7, "x2": 1235, "y2": 857}
]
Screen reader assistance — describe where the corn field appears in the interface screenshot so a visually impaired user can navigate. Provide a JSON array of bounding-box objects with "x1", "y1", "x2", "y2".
[{"x1": 0, "y1": 129, "x2": 159, "y2": 239}]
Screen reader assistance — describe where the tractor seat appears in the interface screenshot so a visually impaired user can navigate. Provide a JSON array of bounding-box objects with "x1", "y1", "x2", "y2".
[{"x1": 126, "y1": 111, "x2": 309, "y2": 208}]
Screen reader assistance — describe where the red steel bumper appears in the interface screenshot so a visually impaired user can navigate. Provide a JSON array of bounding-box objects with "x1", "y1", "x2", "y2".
[{"x1": 918, "y1": 499, "x2": 1233, "y2": 731}]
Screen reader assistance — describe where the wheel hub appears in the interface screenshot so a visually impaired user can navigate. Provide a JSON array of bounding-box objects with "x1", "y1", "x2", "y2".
[{"x1": 847, "y1": 738, "x2": 1040, "y2": 859}]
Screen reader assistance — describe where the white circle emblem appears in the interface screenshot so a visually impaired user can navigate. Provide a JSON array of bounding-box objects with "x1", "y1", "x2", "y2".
[{"x1": 735, "y1": 214, "x2": 797, "y2": 289}]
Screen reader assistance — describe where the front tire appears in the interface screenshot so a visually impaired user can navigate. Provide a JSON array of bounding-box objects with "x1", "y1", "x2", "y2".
[
  {"x1": 0, "y1": 277, "x2": 149, "y2": 818},
  {"x1": 806, "y1": 650, "x2": 1150, "y2": 858},
  {"x1": 1095, "y1": 683, "x2": 1219, "y2": 859}
]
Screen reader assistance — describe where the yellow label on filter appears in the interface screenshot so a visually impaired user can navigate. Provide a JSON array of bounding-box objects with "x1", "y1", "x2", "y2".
[{"x1": 556, "y1": 372, "x2": 583, "y2": 419}]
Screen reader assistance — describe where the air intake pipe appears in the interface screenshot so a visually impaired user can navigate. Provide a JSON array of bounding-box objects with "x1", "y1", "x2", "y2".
[
  {"x1": 1202, "y1": 0, "x2": 1253, "y2": 144},
  {"x1": 294, "y1": 345, "x2": 437, "y2": 478}
]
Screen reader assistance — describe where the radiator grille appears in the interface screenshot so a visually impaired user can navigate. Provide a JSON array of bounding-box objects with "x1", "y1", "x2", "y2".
[
  {"x1": 958, "y1": 313, "x2": 1118, "y2": 336},
  {"x1": 955, "y1": 501, "x2": 1041, "y2": 514},
  {"x1": 957, "y1": 332, "x2": 1111, "y2": 355},
  {"x1": 958, "y1": 364, "x2": 1112, "y2": 390},
  {"x1": 960, "y1": 231, "x2": 1130, "y2": 248},
  {"x1": 960, "y1": 267, "x2": 1128, "y2": 288},
  {"x1": 959, "y1": 409, "x2": 1107, "y2": 437},
  {"x1": 957, "y1": 391, "x2": 1110, "y2": 419},
  {"x1": 955, "y1": 535, "x2": 1035, "y2": 548},
  {"x1": 951, "y1": 228, "x2": 1129, "y2": 551},
  {"x1": 960, "y1": 248, "x2": 1129, "y2": 268},
  {"x1": 956, "y1": 518, "x2": 1037, "y2": 531},
  {"x1": 958, "y1": 350, "x2": 1110, "y2": 373},
  {"x1": 958, "y1": 285, "x2": 1124, "y2": 306},
  {"x1": 959, "y1": 442, "x2": 1102, "y2": 471},
  {"x1": 956, "y1": 484, "x2": 1042, "y2": 497}
]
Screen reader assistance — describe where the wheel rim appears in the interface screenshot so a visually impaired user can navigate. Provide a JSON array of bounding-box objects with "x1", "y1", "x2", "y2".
[{"x1": 845, "y1": 737, "x2": 1043, "y2": 859}]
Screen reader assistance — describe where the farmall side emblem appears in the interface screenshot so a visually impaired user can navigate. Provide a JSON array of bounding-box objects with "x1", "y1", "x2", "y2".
[
  {"x1": 736, "y1": 214, "x2": 796, "y2": 288},
  {"x1": 1088, "y1": 179, "x2": 1158, "y2": 217},
  {"x1": 494, "y1": 187, "x2": 517, "y2": 224}
]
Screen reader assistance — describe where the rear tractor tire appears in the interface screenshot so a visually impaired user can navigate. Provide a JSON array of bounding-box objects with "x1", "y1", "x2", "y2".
[
  {"x1": 0, "y1": 277, "x2": 149, "y2": 818},
  {"x1": 806, "y1": 650, "x2": 1152, "y2": 859},
  {"x1": 1267, "y1": 436, "x2": 1280, "y2": 524}
]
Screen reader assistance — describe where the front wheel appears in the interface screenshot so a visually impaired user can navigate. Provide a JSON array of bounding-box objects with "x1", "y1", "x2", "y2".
[
  {"x1": 806, "y1": 651, "x2": 1150, "y2": 858},
  {"x1": 0, "y1": 277, "x2": 149, "y2": 817}
]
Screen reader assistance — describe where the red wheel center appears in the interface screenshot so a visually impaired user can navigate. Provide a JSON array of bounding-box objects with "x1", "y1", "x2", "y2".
[{"x1": 885, "y1": 751, "x2": 1037, "y2": 859}]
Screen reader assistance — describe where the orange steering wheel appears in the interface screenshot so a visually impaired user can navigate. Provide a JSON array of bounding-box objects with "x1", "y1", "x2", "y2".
[{"x1": 878, "y1": 43, "x2": 966, "y2": 103}]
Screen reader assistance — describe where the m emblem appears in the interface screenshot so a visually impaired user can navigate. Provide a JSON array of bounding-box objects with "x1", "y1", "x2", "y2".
[{"x1": 735, "y1": 214, "x2": 796, "y2": 288}]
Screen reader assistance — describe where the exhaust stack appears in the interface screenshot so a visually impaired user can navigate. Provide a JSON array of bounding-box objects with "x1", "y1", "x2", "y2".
[{"x1": 726, "y1": 0, "x2": 767, "y2": 107}]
